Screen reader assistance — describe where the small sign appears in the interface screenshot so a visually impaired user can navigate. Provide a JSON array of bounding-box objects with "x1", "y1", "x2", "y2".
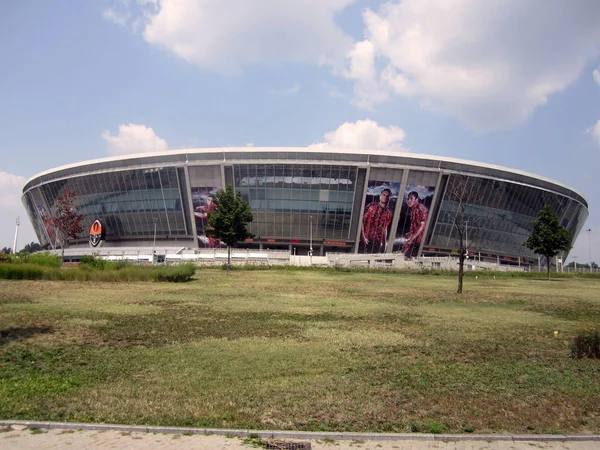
[
  {"x1": 89, "y1": 220, "x2": 104, "y2": 247},
  {"x1": 323, "y1": 240, "x2": 346, "y2": 247}
]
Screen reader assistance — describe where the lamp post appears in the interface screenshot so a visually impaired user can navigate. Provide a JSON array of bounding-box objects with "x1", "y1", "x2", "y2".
[
  {"x1": 309, "y1": 215, "x2": 313, "y2": 262},
  {"x1": 13, "y1": 216, "x2": 20, "y2": 255},
  {"x1": 586, "y1": 228, "x2": 592, "y2": 272},
  {"x1": 464, "y1": 220, "x2": 468, "y2": 258},
  {"x1": 153, "y1": 217, "x2": 158, "y2": 263}
]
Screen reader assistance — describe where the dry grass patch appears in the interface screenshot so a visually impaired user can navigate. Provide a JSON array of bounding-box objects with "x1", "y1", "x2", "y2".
[{"x1": 1, "y1": 270, "x2": 600, "y2": 433}]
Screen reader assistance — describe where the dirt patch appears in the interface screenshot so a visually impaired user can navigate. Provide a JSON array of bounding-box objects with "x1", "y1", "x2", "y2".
[{"x1": 0, "y1": 326, "x2": 54, "y2": 346}]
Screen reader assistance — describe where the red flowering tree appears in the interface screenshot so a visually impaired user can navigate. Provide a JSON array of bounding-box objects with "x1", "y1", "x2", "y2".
[{"x1": 50, "y1": 189, "x2": 84, "y2": 261}]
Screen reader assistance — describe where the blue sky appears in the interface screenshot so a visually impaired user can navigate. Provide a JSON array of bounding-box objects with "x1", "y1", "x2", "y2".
[{"x1": 1, "y1": 0, "x2": 599, "y2": 263}]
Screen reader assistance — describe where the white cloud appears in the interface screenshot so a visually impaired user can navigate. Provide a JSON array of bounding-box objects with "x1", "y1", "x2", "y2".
[
  {"x1": 346, "y1": 0, "x2": 600, "y2": 131},
  {"x1": 101, "y1": 124, "x2": 168, "y2": 155},
  {"x1": 594, "y1": 67, "x2": 600, "y2": 86},
  {"x1": 0, "y1": 172, "x2": 26, "y2": 208},
  {"x1": 268, "y1": 84, "x2": 301, "y2": 95},
  {"x1": 312, "y1": 119, "x2": 407, "y2": 151},
  {"x1": 587, "y1": 120, "x2": 600, "y2": 147},
  {"x1": 105, "y1": 0, "x2": 355, "y2": 73},
  {"x1": 344, "y1": 40, "x2": 389, "y2": 108},
  {"x1": 0, "y1": 171, "x2": 37, "y2": 250},
  {"x1": 102, "y1": 8, "x2": 130, "y2": 26}
]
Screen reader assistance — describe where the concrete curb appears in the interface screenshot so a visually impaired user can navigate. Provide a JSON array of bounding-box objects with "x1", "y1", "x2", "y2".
[{"x1": 1, "y1": 420, "x2": 599, "y2": 442}]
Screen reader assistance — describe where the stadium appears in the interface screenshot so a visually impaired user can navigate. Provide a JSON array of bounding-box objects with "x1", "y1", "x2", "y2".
[{"x1": 22, "y1": 148, "x2": 588, "y2": 267}]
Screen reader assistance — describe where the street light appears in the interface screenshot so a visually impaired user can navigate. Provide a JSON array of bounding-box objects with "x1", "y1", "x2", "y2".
[
  {"x1": 586, "y1": 228, "x2": 592, "y2": 272},
  {"x1": 464, "y1": 220, "x2": 468, "y2": 258},
  {"x1": 153, "y1": 217, "x2": 158, "y2": 263},
  {"x1": 309, "y1": 215, "x2": 313, "y2": 259},
  {"x1": 13, "y1": 216, "x2": 20, "y2": 255}
]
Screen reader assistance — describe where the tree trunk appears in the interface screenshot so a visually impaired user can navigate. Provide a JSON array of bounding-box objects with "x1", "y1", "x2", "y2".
[
  {"x1": 227, "y1": 245, "x2": 231, "y2": 271},
  {"x1": 60, "y1": 237, "x2": 65, "y2": 264},
  {"x1": 457, "y1": 252, "x2": 464, "y2": 294},
  {"x1": 546, "y1": 255, "x2": 551, "y2": 280}
]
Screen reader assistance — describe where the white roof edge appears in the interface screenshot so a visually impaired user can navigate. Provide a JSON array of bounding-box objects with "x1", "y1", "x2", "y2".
[{"x1": 24, "y1": 147, "x2": 587, "y2": 205}]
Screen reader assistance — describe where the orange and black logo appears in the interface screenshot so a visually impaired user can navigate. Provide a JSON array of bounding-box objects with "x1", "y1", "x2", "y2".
[{"x1": 89, "y1": 220, "x2": 104, "y2": 247}]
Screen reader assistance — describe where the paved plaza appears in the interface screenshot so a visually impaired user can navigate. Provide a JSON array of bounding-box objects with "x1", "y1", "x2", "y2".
[{"x1": 1, "y1": 422, "x2": 598, "y2": 450}]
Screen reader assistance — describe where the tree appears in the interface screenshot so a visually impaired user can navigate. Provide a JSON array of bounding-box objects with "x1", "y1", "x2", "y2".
[
  {"x1": 0, "y1": 249, "x2": 11, "y2": 263},
  {"x1": 444, "y1": 174, "x2": 488, "y2": 294},
  {"x1": 524, "y1": 205, "x2": 571, "y2": 280},
  {"x1": 206, "y1": 185, "x2": 254, "y2": 269},
  {"x1": 50, "y1": 189, "x2": 84, "y2": 261},
  {"x1": 20, "y1": 242, "x2": 43, "y2": 254}
]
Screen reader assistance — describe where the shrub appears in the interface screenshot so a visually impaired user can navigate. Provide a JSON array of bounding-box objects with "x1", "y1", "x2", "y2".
[
  {"x1": 426, "y1": 420, "x2": 450, "y2": 434},
  {"x1": 152, "y1": 263, "x2": 196, "y2": 282},
  {"x1": 571, "y1": 331, "x2": 600, "y2": 359},
  {"x1": 16, "y1": 252, "x2": 62, "y2": 268},
  {"x1": 0, "y1": 251, "x2": 11, "y2": 263},
  {"x1": 79, "y1": 255, "x2": 107, "y2": 270},
  {"x1": 0, "y1": 261, "x2": 196, "y2": 282},
  {"x1": 0, "y1": 264, "x2": 44, "y2": 280}
]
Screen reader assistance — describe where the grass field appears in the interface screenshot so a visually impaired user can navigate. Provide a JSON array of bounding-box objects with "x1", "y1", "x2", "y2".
[{"x1": 1, "y1": 269, "x2": 599, "y2": 434}]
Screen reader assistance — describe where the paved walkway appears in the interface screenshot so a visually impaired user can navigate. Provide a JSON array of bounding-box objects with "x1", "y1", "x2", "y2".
[{"x1": 1, "y1": 422, "x2": 598, "y2": 450}]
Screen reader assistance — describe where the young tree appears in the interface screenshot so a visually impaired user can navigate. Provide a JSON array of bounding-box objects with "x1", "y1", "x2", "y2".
[
  {"x1": 524, "y1": 204, "x2": 571, "y2": 280},
  {"x1": 50, "y1": 189, "x2": 84, "y2": 261},
  {"x1": 444, "y1": 174, "x2": 488, "y2": 294},
  {"x1": 206, "y1": 185, "x2": 254, "y2": 269}
]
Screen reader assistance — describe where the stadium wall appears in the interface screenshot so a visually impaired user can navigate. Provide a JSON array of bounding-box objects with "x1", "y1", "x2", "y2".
[{"x1": 22, "y1": 148, "x2": 588, "y2": 266}]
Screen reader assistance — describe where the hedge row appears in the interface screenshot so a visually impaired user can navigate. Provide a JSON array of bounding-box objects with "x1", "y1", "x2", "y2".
[{"x1": 0, "y1": 263, "x2": 196, "y2": 282}]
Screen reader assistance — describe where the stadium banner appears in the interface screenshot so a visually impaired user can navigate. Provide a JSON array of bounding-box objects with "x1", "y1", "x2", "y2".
[
  {"x1": 393, "y1": 184, "x2": 436, "y2": 257},
  {"x1": 358, "y1": 180, "x2": 400, "y2": 254}
]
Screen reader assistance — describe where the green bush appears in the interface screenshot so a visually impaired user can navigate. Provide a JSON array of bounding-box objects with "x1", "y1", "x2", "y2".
[
  {"x1": 0, "y1": 264, "x2": 45, "y2": 280},
  {"x1": 0, "y1": 251, "x2": 11, "y2": 263},
  {"x1": 13, "y1": 252, "x2": 62, "y2": 268},
  {"x1": 152, "y1": 263, "x2": 196, "y2": 282},
  {"x1": 571, "y1": 331, "x2": 600, "y2": 359},
  {"x1": 0, "y1": 262, "x2": 196, "y2": 282},
  {"x1": 426, "y1": 420, "x2": 450, "y2": 434},
  {"x1": 79, "y1": 255, "x2": 107, "y2": 270}
]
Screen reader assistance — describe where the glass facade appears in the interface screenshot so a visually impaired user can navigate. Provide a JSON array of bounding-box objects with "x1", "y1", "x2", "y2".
[
  {"x1": 234, "y1": 164, "x2": 357, "y2": 241},
  {"x1": 25, "y1": 167, "x2": 187, "y2": 247},
  {"x1": 21, "y1": 150, "x2": 588, "y2": 261},
  {"x1": 428, "y1": 175, "x2": 588, "y2": 259}
]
